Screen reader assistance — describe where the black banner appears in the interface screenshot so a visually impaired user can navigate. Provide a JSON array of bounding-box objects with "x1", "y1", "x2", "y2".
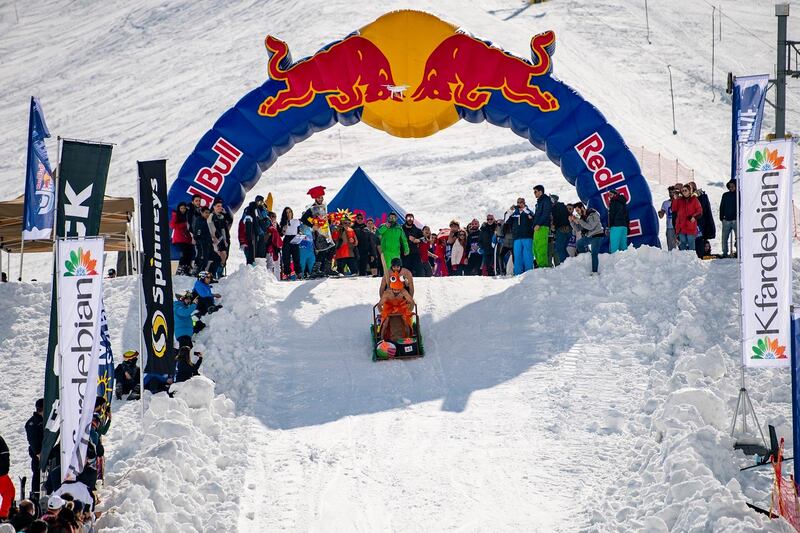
[
  {"x1": 42, "y1": 140, "x2": 113, "y2": 473},
  {"x1": 138, "y1": 160, "x2": 174, "y2": 374}
]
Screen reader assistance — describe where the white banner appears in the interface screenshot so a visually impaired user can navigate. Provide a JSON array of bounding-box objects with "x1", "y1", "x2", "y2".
[
  {"x1": 57, "y1": 236, "x2": 104, "y2": 481},
  {"x1": 740, "y1": 139, "x2": 794, "y2": 368}
]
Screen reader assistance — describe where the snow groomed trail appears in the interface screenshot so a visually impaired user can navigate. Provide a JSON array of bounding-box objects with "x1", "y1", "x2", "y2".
[{"x1": 158, "y1": 247, "x2": 777, "y2": 532}]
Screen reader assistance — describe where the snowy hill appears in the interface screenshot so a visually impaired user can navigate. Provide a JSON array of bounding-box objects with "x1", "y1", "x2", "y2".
[{"x1": 1, "y1": 0, "x2": 800, "y2": 531}]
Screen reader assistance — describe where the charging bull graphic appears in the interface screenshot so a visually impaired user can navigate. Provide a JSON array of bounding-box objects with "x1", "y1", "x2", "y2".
[
  {"x1": 258, "y1": 35, "x2": 399, "y2": 116},
  {"x1": 170, "y1": 10, "x2": 660, "y2": 248},
  {"x1": 411, "y1": 30, "x2": 558, "y2": 111}
]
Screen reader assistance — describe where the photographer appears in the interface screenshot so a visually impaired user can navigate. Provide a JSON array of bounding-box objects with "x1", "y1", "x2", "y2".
[
  {"x1": 173, "y1": 291, "x2": 198, "y2": 347},
  {"x1": 175, "y1": 347, "x2": 203, "y2": 383}
]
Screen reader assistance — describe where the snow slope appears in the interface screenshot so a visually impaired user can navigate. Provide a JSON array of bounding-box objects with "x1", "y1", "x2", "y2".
[{"x1": 1, "y1": 0, "x2": 800, "y2": 531}]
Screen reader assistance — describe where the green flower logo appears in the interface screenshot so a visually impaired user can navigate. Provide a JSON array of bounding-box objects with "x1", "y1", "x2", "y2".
[
  {"x1": 64, "y1": 247, "x2": 98, "y2": 277},
  {"x1": 746, "y1": 148, "x2": 785, "y2": 172},
  {"x1": 751, "y1": 336, "x2": 787, "y2": 360}
]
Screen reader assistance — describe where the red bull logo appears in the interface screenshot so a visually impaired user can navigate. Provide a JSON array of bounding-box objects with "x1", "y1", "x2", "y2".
[
  {"x1": 258, "y1": 35, "x2": 399, "y2": 116},
  {"x1": 187, "y1": 137, "x2": 242, "y2": 205},
  {"x1": 575, "y1": 132, "x2": 625, "y2": 191},
  {"x1": 410, "y1": 31, "x2": 559, "y2": 112}
]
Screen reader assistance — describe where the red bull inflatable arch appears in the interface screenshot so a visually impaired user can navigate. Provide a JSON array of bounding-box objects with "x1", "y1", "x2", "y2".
[{"x1": 168, "y1": 10, "x2": 659, "y2": 247}]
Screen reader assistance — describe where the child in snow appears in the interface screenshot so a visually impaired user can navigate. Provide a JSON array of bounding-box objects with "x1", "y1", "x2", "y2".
[{"x1": 298, "y1": 225, "x2": 316, "y2": 278}]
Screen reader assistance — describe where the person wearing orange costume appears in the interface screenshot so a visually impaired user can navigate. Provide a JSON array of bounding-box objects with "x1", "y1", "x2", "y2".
[{"x1": 378, "y1": 275, "x2": 414, "y2": 340}]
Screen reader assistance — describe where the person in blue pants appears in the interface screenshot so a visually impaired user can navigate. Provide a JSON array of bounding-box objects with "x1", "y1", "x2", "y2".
[
  {"x1": 505, "y1": 198, "x2": 535, "y2": 275},
  {"x1": 571, "y1": 202, "x2": 605, "y2": 274},
  {"x1": 607, "y1": 189, "x2": 629, "y2": 253}
]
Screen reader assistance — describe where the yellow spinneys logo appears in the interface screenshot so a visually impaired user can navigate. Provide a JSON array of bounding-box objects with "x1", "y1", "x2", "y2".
[
  {"x1": 63, "y1": 248, "x2": 98, "y2": 276},
  {"x1": 151, "y1": 311, "x2": 168, "y2": 358},
  {"x1": 751, "y1": 336, "x2": 787, "y2": 360}
]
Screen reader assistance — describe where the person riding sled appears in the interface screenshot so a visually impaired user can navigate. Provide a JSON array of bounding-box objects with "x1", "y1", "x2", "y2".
[
  {"x1": 379, "y1": 257, "x2": 414, "y2": 298},
  {"x1": 378, "y1": 274, "x2": 414, "y2": 341}
]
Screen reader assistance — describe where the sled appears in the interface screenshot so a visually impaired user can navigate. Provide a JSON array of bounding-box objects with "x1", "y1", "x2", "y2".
[{"x1": 370, "y1": 303, "x2": 425, "y2": 361}]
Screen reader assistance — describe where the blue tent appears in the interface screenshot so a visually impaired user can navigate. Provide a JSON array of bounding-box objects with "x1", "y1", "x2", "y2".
[{"x1": 327, "y1": 167, "x2": 408, "y2": 225}]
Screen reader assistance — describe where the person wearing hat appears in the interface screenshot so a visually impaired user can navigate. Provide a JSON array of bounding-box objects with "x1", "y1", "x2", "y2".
[
  {"x1": 174, "y1": 291, "x2": 198, "y2": 348},
  {"x1": 377, "y1": 273, "x2": 415, "y2": 341},
  {"x1": 25, "y1": 399, "x2": 44, "y2": 500},
  {"x1": 719, "y1": 179, "x2": 737, "y2": 258},
  {"x1": 332, "y1": 215, "x2": 359, "y2": 275},
  {"x1": 114, "y1": 350, "x2": 141, "y2": 400},
  {"x1": 301, "y1": 186, "x2": 336, "y2": 276},
  {"x1": 42, "y1": 494, "x2": 65, "y2": 524},
  {"x1": 252, "y1": 195, "x2": 273, "y2": 259},
  {"x1": 377, "y1": 212, "x2": 410, "y2": 274},
  {"x1": 607, "y1": 189, "x2": 629, "y2": 253}
]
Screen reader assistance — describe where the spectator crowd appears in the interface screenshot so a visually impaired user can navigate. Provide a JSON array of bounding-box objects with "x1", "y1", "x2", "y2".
[{"x1": 168, "y1": 178, "x2": 734, "y2": 281}]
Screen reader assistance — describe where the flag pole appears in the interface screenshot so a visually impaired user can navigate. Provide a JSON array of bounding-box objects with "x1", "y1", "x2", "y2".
[{"x1": 135, "y1": 175, "x2": 145, "y2": 431}]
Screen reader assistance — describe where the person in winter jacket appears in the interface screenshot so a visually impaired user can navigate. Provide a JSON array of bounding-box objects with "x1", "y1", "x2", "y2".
[
  {"x1": 658, "y1": 186, "x2": 679, "y2": 251},
  {"x1": 279, "y1": 207, "x2": 302, "y2": 279},
  {"x1": 252, "y1": 196, "x2": 273, "y2": 259},
  {"x1": 671, "y1": 185, "x2": 703, "y2": 251},
  {"x1": 25, "y1": 398, "x2": 44, "y2": 499},
  {"x1": 238, "y1": 202, "x2": 258, "y2": 266},
  {"x1": 550, "y1": 195, "x2": 571, "y2": 265},
  {"x1": 465, "y1": 219, "x2": 483, "y2": 275},
  {"x1": 114, "y1": 350, "x2": 141, "y2": 400},
  {"x1": 297, "y1": 225, "x2": 316, "y2": 278},
  {"x1": 607, "y1": 189, "x2": 630, "y2": 253},
  {"x1": 210, "y1": 200, "x2": 233, "y2": 278},
  {"x1": 170, "y1": 202, "x2": 194, "y2": 275},
  {"x1": 193, "y1": 271, "x2": 222, "y2": 316},
  {"x1": 377, "y1": 212, "x2": 410, "y2": 273},
  {"x1": 571, "y1": 202, "x2": 605, "y2": 274},
  {"x1": 507, "y1": 198, "x2": 535, "y2": 274},
  {"x1": 419, "y1": 225, "x2": 435, "y2": 277},
  {"x1": 173, "y1": 291, "x2": 198, "y2": 347},
  {"x1": 332, "y1": 217, "x2": 359, "y2": 275},
  {"x1": 719, "y1": 179, "x2": 737, "y2": 257},
  {"x1": 690, "y1": 182, "x2": 716, "y2": 259},
  {"x1": 353, "y1": 213, "x2": 377, "y2": 276},
  {"x1": 473, "y1": 216, "x2": 494, "y2": 276},
  {"x1": 401, "y1": 214, "x2": 425, "y2": 276},
  {"x1": 0, "y1": 435, "x2": 15, "y2": 520},
  {"x1": 175, "y1": 347, "x2": 203, "y2": 383},
  {"x1": 192, "y1": 207, "x2": 218, "y2": 275},
  {"x1": 532, "y1": 185, "x2": 552, "y2": 268},
  {"x1": 186, "y1": 194, "x2": 203, "y2": 234},
  {"x1": 449, "y1": 229, "x2": 469, "y2": 275}
]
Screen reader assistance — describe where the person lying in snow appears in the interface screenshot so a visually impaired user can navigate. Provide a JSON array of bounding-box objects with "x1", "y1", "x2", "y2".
[{"x1": 378, "y1": 275, "x2": 414, "y2": 340}]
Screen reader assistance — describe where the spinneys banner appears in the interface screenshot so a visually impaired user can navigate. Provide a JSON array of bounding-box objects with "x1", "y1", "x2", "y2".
[
  {"x1": 138, "y1": 160, "x2": 174, "y2": 374},
  {"x1": 57, "y1": 237, "x2": 104, "y2": 481},
  {"x1": 740, "y1": 139, "x2": 794, "y2": 368},
  {"x1": 41, "y1": 140, "x2": 112, "y2": 474}
]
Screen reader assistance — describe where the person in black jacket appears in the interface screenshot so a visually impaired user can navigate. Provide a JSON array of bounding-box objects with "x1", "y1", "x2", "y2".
[
  {"x1": 607, "y1": 189, "x2": 630, "y2": 253},
  {"x1": 478, "y1": 215, "x2": 498, "y2": 275},
  {"x1": 25, "y1": 399, "x2": 44, "y2": 499},
  {"x1": 238, "y1": 202, "x2": 258, "y2": 266},
  {"x1": 550, "y1": 195, "x2": 571, "y2": 265},
  {"x1": 352, "y1": 213, "x2": 376, "y2": 276},
  {"x1": 192, "y1": 207, "x2": 217, "y2": 274},
  {"x1": 719, "y1": 179, "x2": 737, "y2": 257},
  {"x1": 175, "y1": 347, "x2": 203, "y2": 383},
  {"x1": 114, "y1": 350, "x2": 141, "y2": 400},
  {"x1": 401, "y1": 214, "x2": 424, "y2": 276},
  {"x1": 508, "y1": 197, "x2": 535, "y2": 274},
  {"x1": 210, "y1": 200, "x2": 233, "y2": 278}
]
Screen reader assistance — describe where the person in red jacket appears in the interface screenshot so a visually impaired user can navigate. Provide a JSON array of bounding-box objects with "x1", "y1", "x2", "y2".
[
  {"x1": 671, "y1": 184, "x2": 703, "y2": 251},
  {"x1": 170, "y1": 202, "x2": 195, "y2": 275},
  {"x1": 0, "y1": 435, "x2": 14, "y2": 520}
]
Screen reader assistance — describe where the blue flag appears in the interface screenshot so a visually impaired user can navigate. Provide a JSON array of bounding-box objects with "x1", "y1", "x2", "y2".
[
  {"x1": 22, "y1": 96, "x2": 55, "y2": 240},
  {"x1": 731, "y1": 75, "x2": 768, "y2": 180}
]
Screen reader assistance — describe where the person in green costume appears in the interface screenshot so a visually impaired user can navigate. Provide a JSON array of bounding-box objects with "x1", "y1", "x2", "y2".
[{"x1": 377, "y1": 212, "x2": 409, "y2": 273}]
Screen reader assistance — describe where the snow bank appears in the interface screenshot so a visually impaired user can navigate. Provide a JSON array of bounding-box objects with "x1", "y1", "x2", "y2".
[{"x1": 95, "y1": 379, "x2": 245, "y2": 533}]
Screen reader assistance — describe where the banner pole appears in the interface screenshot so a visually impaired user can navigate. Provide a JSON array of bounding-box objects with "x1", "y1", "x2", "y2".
[
  {"x1": 136, "y1": 175, "x2": 145, "y2": 431},
  {"x1": 17, "y1": 238, "x2": 23, "y2": 282}
]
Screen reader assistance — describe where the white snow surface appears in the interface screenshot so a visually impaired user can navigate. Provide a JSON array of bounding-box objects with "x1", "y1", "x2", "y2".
[{"x1": 1, "y1": 0, "x2": 800, "y2": 531}]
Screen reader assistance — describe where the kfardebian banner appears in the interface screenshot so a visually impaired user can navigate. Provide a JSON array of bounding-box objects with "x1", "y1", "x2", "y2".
[
  {"x1": 57, "y1": 236, "x2": 104, "y2": 481},
  {"x1": 22, "y1": 97, "x2": 55, "y2": 240},
  {"x1": 731, "y1": 74, "x2": 769, "y2": 180},
  {"x1": 740, "y1": 139, "x2": 793, "y2": 368}
]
